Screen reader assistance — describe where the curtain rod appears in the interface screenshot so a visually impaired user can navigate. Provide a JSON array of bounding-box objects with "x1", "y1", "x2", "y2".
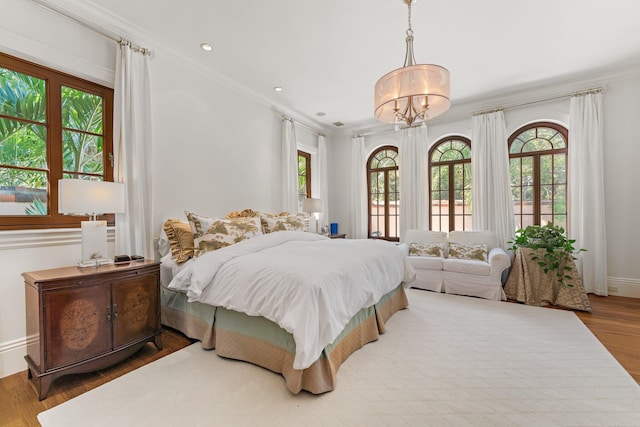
[
  {"x1": 282, "y1": 116, "x2": 325, "y2": 137},
  {"x1": 472, "y1": 86, "x2": 603, "y2": 116},
  {"x1": 354, "y1": 86, "x2": 604, "y2": 138},
  {"x1": 30, "y1": 0, "x2": 151, "y2": 55}
]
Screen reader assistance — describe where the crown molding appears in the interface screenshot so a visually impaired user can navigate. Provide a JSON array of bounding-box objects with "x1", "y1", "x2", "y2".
[{"x1": 33, "y1": 0, "x2": 334, "y2": 137}]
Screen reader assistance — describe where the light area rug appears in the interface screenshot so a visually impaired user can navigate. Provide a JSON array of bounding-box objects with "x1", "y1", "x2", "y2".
[{"x1": 39, "y1": 289, "x2": 640, "y2": 427}]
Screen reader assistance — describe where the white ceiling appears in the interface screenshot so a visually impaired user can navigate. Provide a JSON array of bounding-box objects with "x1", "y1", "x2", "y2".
[{"x1": 71, "y1": 0, "x2": 640, "y2": 129}]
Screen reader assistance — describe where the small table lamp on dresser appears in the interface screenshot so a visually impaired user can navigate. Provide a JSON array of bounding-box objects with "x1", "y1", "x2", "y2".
[
  {"x1": 58, "y1": 179, "x2": 125, "y2": 267},
  {"x1": 303, "y1": 197, "x2": 322, "y2": 234}
]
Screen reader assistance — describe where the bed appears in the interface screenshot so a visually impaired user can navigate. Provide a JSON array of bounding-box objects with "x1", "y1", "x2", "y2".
[{"x1": 158, "y1": 216, "x2": 412, "y2": 394}]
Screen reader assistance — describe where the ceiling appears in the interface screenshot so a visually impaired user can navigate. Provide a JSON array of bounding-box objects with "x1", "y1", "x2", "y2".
[{"x1": 69, "y1": 0, "x2": 640, "y2": 130}]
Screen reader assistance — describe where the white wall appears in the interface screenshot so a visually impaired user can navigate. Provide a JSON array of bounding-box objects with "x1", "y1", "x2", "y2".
[
  {"x1": 329, "y1": 71, "x2": 640, "y2": 298},
  {"x1": 0, "y1": 0, "x2": 307, "y2": 378},
  {"x1": 150, "y1": 49, "x2": 284, "y2": 226}
]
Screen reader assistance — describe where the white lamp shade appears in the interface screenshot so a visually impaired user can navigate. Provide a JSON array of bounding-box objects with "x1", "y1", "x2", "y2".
[
  {"x1": 303, "y1": 197, "x2": 322, "y2": 213},
  {"x1": 58, "y1": 179, "x2": 125, "y2": 215},
  {"x1": 374, "y1": 63, "x2": 451, "y2": 123}
]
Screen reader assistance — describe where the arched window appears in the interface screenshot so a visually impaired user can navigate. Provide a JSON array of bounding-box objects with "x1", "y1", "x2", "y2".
[
  {"x1": 509, "y1": 122, "x2": 568, "y2": 229},
  {"x1": 429, "y1": 136, "x2": 472, "y2": 231},
  {"x1": 367, "y1": 146, "x2": 399, "y2": 241}
]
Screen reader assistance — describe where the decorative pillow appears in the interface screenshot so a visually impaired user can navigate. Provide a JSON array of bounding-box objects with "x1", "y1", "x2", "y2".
[
  {"x1": 225, "y1": 208, "x2": 259, "y2": 219},
  {"x1": 448, "y1": 242, "x2": 488, "y2": 262},
  {"x1": 185, "y1": 211, "x2": 262, "y2": 256},
  {"x1": 260, "y1": 213, "x2": 306, "y2": 233},
  {"x1": 409, "y1": 243, "x2": 445, "y2": 258},
  {"x1": 163, "y1": 219, "x2": 195, "y2": 264}
]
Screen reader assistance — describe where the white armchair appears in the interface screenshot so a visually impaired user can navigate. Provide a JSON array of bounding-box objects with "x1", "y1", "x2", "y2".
[{"x1": 404, "y1": 230, "x2": 511, "y2": 301}]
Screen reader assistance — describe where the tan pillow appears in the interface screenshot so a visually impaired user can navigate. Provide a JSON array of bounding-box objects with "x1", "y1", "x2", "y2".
[
  {"x1": 185, "y1": 211, "x2": 262, "y2": 257},
  {"x1": 225, "y1": 208, "x2": 259, "y2": 219},
  {"x1": 163, "y1": 219, "x2": 195, "y2": 264},
  {"x1": 409, "y1": 243, "x2": 444, "y2": 257},
  {"x1": 448, "y1": 242, "x2": 488, "y2": 262}
]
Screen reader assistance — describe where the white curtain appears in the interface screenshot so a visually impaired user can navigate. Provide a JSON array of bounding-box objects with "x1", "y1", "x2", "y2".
[
  {"x1": 569, "y1": 91, "x2": 607, "y2": 295},
  {"x1": 114, "y1": 42, "x2": 153, "y2": 258},
  {"x1": 350, "y1": 135, "x2": 368, "y2": 239},
  {"x1": 281, "y1": 118, "x2": 299, "y2": 213},
  {"x1": 399, "y1": 126, "x2": 428, "y2": 240},
  {"x1": 471, "y1": 110, "x2": 515, "y2": 249},
  {"x1": 317, "y1": 133, "x2": 329, "y2": 229}
]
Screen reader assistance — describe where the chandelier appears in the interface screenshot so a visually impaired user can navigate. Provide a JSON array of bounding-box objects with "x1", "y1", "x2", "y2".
[{"x1": 374, "y1": 0, "x2": 450, "y2": 127}]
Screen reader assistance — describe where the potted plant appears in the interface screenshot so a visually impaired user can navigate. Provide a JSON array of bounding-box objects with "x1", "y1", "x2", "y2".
[{"x1": 508, "y1": 223, "x2": 586, "y2": 287}]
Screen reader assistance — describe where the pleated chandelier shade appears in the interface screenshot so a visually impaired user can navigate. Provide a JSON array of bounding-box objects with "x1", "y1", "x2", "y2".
[{"x1": 374, "y1": 0, "x2": 450, "y2": 127}]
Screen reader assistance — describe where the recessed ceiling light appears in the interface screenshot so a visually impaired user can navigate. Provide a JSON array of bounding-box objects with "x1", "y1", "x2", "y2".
[
  {"x1": 316, "y1": 112, "x2": 326, "y2": 117},
  {"x1": 273, "y1": 86, "x2": 283, "y2": 92},
  {"x1": 200, "y1": 43, "x2": 213, "y2": 51}
]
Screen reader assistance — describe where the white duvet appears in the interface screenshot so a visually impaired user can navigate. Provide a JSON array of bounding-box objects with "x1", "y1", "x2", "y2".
[{"x1": 168, "y1": 231, "x2": 411, "y2": 369}]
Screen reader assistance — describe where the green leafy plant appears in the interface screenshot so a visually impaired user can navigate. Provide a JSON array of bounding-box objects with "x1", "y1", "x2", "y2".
[{"x1": 508, "y1": 223, "x2": 586, "y2": 287}]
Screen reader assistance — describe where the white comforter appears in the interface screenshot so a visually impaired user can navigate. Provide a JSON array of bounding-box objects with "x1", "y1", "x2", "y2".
[{"x1": 168, "y1": 231, "x2": 410, "y2": 369}]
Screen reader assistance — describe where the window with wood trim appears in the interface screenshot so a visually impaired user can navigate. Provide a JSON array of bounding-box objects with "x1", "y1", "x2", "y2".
[
  {"x1": 429, "y1": 136, "x2": 472, "y2": 231},
  {"x1": 0, "y1": 52, "x2": 114, "y2": 230},
  {"x1": 297, "y1": 150, "x2": 311, "y2": 199},
  {"x1": 509, "y1": 122, "x2": 568, "y2": 230},
  {"x1": 367, "y1": 146, "x2": 399, "y2": 241}
]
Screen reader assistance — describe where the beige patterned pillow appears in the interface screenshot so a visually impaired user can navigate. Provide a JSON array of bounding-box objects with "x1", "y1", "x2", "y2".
[
  {"x1": 260, "y1": 213, "x2": 307, "y2": 233},
  {"x1": 163, "y1": 219, "x2": 195, "y2": 264},
  {"x1": 225, "y1": 208, "x2": 259, "y2": 219},
  {"x1": 448, "y1": 242, "x2": 488, "y2": 262},
  {"x1": 409, "y1": 243, "x2": 445, "y2": 257},
  {"x1": 185, "y1": 211, "x2": 262, "y2": 256}
]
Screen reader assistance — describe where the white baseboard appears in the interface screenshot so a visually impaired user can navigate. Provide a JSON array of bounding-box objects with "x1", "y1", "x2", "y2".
[
  {"x1": 0, "y1": 336, "x2": 28, "y2": 378},
  {"x1": 608, "y1": 277, "x2": 640, "y2": 298}
]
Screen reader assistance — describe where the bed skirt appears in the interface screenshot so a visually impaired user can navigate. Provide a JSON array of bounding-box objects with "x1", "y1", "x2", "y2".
[{"x1": 161, "y1": 284, "x2": 408, "y2": 394}]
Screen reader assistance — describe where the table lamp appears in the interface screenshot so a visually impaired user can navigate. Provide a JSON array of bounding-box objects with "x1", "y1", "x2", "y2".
[
  {"x1": 58, "y1": 179, "x2": 125, "y2": 267},
  {"x1": 302, "y1": 197, "x2": 322, "y2": 234}
]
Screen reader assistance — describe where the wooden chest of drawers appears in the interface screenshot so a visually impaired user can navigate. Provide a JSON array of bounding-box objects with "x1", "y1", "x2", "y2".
[{"x1": 23, "y1": 260, "x2": 163, "y2": 400}]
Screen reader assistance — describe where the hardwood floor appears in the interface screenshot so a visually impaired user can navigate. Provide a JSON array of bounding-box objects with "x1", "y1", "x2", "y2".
[
  {"x1": 575, "y1": 294, "x2": 640, "y2": 383},
  {"x1": 2, "y1": 296, "x2": 640, "y2": 427},
  {"x1": 0, "y1": 328, "x2": 193, "y2": 427}
]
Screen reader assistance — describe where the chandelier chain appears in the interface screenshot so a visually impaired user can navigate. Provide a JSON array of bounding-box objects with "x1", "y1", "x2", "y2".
[{"x1": 406, "y1": 1, "x2": 413, "y2": 36}]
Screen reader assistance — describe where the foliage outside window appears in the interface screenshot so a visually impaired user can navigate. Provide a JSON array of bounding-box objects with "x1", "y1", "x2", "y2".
[
  {"x1": 509, "y1": 122, "x2": 567, "y2": 230},
  {"x1": 0, "y1": 52, "x2": 114, "y2": 229},
  {"x1": 429, "y1": 137, "x2": 472, "y2": 231},
  {"x1": 367, "y1": 146, "x2": 399, "y2": 241},
  {"x1": 297, "y1": 150, "x2": 311, "y2": 213},
  {"x1": 297, "y1": 150, "x2": 311, "y2": 199}
]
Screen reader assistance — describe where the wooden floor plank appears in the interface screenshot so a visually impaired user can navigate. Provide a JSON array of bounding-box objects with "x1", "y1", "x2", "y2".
[
  {"x1": 2, "y1": 296, "x2": 640, "y2": 426},
  {"x1": 0, "y1": 328, "x2": 193, "y2": 427}
]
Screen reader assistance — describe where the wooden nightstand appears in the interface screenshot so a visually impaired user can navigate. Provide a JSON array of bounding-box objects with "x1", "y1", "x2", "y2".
[
  {"x1": 23, "y1": 260, "x2": 163, "y2": 400},
  {"x1": 328, "y1": 233, "x2": 346, "y2": 239}
]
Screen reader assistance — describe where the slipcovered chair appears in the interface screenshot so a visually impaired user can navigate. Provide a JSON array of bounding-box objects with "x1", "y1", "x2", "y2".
[{"x1": 404, "y1": 230, "x2": 511, "y2": 301}]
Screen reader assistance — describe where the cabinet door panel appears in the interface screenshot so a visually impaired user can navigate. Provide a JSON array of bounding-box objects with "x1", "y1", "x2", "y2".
[
  {"x1": 45, "y1": 286, "x2": 111, "y2": 370},
  {"x1": 112, "y1": 273, "x2": 159, "y2": 349}
]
